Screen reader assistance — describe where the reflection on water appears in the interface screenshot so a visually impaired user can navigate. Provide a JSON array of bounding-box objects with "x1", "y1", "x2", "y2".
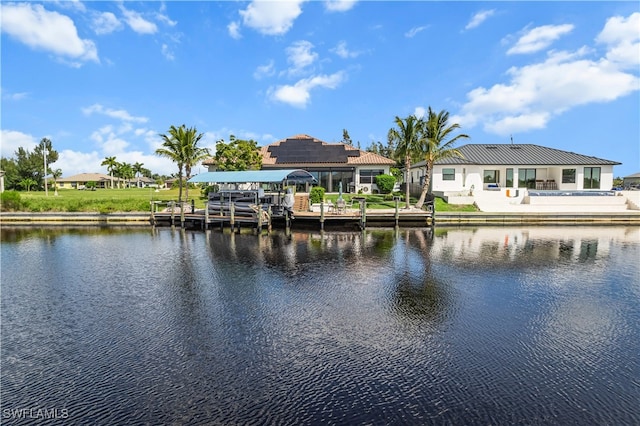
[{"x1": 1, "y1": 226, "x2": 639, "y2": 425}]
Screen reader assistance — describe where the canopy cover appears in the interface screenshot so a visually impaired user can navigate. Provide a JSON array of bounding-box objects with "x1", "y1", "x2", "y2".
[{"x1": 188, "y1": 169, "x2": 317, "y2": 184}]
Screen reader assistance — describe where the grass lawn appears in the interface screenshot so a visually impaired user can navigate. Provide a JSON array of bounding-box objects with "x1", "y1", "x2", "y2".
[
  {"x1": 323, "y1": 193, "x2": 478, "y2": 212},
  {"x1": 8, "y1": 188, "x2": 207, "y2": 213},
  {"x1": 4, "y1": 188, "x2": 478, "y2": 213}
]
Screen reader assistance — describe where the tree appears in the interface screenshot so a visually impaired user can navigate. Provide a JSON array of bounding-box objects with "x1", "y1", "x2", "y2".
[
  {"x1": 342, "y1": 129, "x2": 353, "y2": 146},
  {"x1": 414, "y1": 107, "x2": 469, "y2": 209},
  {"x1": 388, "y1": 115, "x2": 424, "y2": 209},
  {"x1": 18, "y1": 178, "x2": 38, "y2": 192},
  {"x1": 115, "y1": 162, "x2": 134, "y2": 188},
  {"x1": 12, "y1": 139, "x2": 58, "y2": 190},
  {"x1": 101, "y1": 156, "x2": 117, "y2": 189},
  {"x1": 133, "y1": 162, "x2": 145, "y2": 188},
  {"x1": 0, "y1": 157, "x2": 19, "y2": 190},
  {"x1": 214, "y1": 135, "x2": 261, "y2": 172},
  {"x1": 157, "y1": 124, "x2": 209, "y2": 203},
  {"x1": 181, "y1": 127, "x2": 209, "y2": 202},
  {"x1": 51, "y1": 168, "x2": 62, "y2": 196}
]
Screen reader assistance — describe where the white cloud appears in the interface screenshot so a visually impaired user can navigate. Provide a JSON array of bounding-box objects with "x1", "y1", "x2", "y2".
[
  {"x1": 457, "y1": 46, "x2": 639, "y2": 136},
  {"x1": 465, "y1": 9, "x2": 496, "y2": 30},
  {"x1": 92, "y1": 11, "x2": 122, "y2": 35},
  {"x1": 331, "y1": 41, "x2": 361, "y2": 58},
  {"x1": 228, "y1": 21, "x2": 242, "y2": 39},
  {"x1": 0, "y1": 129, "x2": 37, "y2": 158},
  {"x1": 507, "y1": 24, "x2": 574, "y2": 55},
  {"x1": 597, "y1": 12, "x2": 640, "y2": 70},
  {"x1": 1, "y1": 3, "x2": 99, "y2": 65},
  {"x1": 119, "y1": 5, "x2": 158, "y2": 35},
  {"x1": 82, "y1": 104, "x2": 148, "y2": 123},
  {"x1": 254, "y1": 60, "x2": 275, "y2": 80},
  {"x1": 238, "y1": 1, "x2": 305, "y2": 36},
  {"x1": 268, "y1": 71, "x2": 346, "y2": 108},
  {"x1": 413, "y1": 107, "x2": 426, "y2": 119},
  {"x1": 405, "y1": 26, "x2": 427, "y2": 38},
  {"x1": 57, "y1": 150, "x2": 103, "y2": 176},
  {"x1": 324, "y1": 0, "x2": 357, "y2": 12},
  {"x1": 161, "y1": 44, "x2": 175, "y2": 61},
  {"x1": 1, "y1": 89, "x2": 29, "y2": 101},
  {"x1": 285, "y1": 40, "x2": 318, "y2": 75}
]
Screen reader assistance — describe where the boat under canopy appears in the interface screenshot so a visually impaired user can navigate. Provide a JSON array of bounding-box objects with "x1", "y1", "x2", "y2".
[{"x1": 188, "y1": 169, "x2": 317, "y2": 185}]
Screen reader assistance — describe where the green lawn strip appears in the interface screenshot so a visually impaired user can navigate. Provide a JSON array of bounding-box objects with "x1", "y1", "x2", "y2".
[
  {"x1": 5, "y1": 188, "x2": 478, "y2": 213},
  {"x1": 322, "y1": 193, "x2": 477, "y2": 212},
  {"x1": 12, "y1": 188, "x2": 206, "y2": 213}
]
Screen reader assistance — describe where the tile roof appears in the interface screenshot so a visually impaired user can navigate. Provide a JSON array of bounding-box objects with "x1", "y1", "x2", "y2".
[
  {"x1": 430, "y1": 144, "x2": 621, "y2": 166},
  {"x1": 57, "y1": 172, "x2": 118, "y2": 182},
  {"x1": 260, "y1": 134, "x2": 395, "y2": 166}
]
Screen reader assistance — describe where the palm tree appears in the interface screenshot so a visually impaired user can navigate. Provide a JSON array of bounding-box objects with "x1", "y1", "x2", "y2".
[
  {"x1": 51, "y1": 168, "x2": 62, "y2": 196},
  {"x1": 133, "y1": 162, "x2": 145, "y2": 188},
  {"x1": 101, "y1": 156, "x2": 117, "y2": 189},
  {"x1": 157, "y1": 125, "x2": 186, "y2": 202},
  {"x1": 181, "y1": 126, "x2": 209, "y2": 203},
  {"x1": 115, "y1": 162, "x2": 134, "y2": 188},
  {"x1": 156, "y1": 124, "x2": 209, "y2": 203},
  {"x1": 18, "y1": 178, "x2": 38, "y2": 192},
  {"x1": 414, "y1": 107, "x2": 470, "y2": 209},
  {"x1": 388, "y1": 115, "x2": 424, "y2": 209}
]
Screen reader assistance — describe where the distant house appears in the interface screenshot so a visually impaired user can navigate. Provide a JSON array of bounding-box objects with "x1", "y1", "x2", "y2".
[
  {"x1": 202, "y1": 134, "x2": 395, "y2": 193},
  {"x1": 622, "y1": 172, "x2": 640, "y2": 189},
  {"x1": 408, "y1": 144, "x2": 621, "y2": 195},
  {"x1": 57, "y1": 173, "x2": 122, "y2": 189}
]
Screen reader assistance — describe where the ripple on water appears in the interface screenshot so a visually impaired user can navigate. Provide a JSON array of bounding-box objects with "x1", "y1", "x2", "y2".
[{"x1": 1, "y1": 227, "x2": 639, "y2": 425}]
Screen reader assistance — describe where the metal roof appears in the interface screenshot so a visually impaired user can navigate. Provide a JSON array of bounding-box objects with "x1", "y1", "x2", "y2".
[
  {"x1": 188, "y1": 169, "x2": 317, "y2": 184},
  {"x1": 432, "y1": 144, "x2": 621, "y2": 166}
]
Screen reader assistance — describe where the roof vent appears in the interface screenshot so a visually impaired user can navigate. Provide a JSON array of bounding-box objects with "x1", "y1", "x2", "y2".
[
  {"x1": 509, "y1": 146, "x2": 521, "y2": 149},
  {"x1": 485, "y1": 146, "x2": 498, "y2": 149}
]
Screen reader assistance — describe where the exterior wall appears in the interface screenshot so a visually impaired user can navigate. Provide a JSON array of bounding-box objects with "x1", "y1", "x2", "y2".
[
  {"x1": 354, "y1": 165, "x2": 391, "y2": 194},
  {"x1": 428, "y1": 164, "x2": 616, "y2": 193}
]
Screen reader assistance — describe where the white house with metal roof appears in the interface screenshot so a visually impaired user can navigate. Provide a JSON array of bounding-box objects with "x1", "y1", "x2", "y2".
[
  {"x1": 407, "y1": 144, "x2": 632, "y2": 212},
  {"x1": 410, "y1": 144, "x2": 620, "y2": 194}
]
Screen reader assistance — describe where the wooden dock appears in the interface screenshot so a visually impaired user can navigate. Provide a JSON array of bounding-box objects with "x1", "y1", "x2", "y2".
[{"x1": 151, "y1": 205, "x2": 434, "y2": 231}]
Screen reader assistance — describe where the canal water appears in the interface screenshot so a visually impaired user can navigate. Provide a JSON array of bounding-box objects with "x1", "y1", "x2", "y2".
[{"x1": 1, "y1": 226, "x2": 639, "y2": 425}]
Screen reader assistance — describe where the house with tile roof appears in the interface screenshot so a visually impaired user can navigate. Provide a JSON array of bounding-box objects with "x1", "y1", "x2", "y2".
[
  {"x1": 409, "y1": 143, "x2": 621, "y2": 195},
  {"x1": 202, "y1": 134, "x2": 396, "y2": 193},
  {"x1": 57, "y1": 173, "x2": 123, "y2": 189}
]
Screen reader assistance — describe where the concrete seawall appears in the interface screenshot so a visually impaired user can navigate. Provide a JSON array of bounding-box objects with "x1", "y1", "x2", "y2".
[
  {"x1": 435, "y1": 211, "x2": 640, "y2": 226},
  {"x1": 1, "y1": 211, "x2": 639, "y2": 227},
  {"x1": 0, "y1": 212, "x2": 152, "y2": 225}
]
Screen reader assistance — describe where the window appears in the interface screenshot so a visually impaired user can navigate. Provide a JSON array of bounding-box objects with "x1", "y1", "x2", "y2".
[
  {"x1": 506, "y1": 168, "x2": 514, "y2": 187},
  {"x1": 360, "y1": 169, "x2": 383, "y2": 184},
  {"x1": 483, "y1": 170, "x2": 499, "y2": 183},
  {"x1": 583, "y1": 167, "x2": 601, "y2": 189},
  {"x1": 518, "y1": 169, "x2": 536, "y2": 188},
  {"x1": 562, "y1": 169, "x2": 576, "y2": 184},
  {"x1": 442, "y1": 168, "x2": 455, "y2": 181}
]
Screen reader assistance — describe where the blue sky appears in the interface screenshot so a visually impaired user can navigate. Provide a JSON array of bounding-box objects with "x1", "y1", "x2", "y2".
[{"x1": 1, "y1": 1, "x2": 639, "y2": 178}]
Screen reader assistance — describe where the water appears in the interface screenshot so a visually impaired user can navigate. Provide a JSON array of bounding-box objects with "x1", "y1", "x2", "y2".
[{"x1": 1, "y1": 226, "x2": 639, "y2": 425}]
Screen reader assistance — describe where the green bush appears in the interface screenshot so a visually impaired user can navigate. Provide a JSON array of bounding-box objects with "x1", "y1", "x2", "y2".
[
  {"x1": 1, "y1": 190, "x2": 24, "y2": 211},
  {"x1": 375, "y1": 174, "x2": 396, "y2": 194},
  {"x1": 309, "y1": 186, "x2": 325, "y2": 204},
  {"x1": 201, "y1": 184, "x2": 219, "y2": 198}
]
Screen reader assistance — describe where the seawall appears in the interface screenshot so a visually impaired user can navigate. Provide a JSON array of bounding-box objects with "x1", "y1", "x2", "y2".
[{"x1": 2, "y1": 211, "x2": 639, "y2": 227}]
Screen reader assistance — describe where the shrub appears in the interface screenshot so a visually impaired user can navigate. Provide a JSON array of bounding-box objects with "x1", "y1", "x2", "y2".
[
  {"x1": 86, "y1": 181, "x2": 97, "y2": 190},
  {"x1": 0, "y1": 190, "x2": 23, "y2": 211},
  {"x1": 201, "y1": 184, "x2": 219, "y2": 198},
  {"x1": 309, "y1": 186, "x2": 325, "y2": 204},
  {"x1": 375, "y1": 174, "x2": 396, "y2": 194}
]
